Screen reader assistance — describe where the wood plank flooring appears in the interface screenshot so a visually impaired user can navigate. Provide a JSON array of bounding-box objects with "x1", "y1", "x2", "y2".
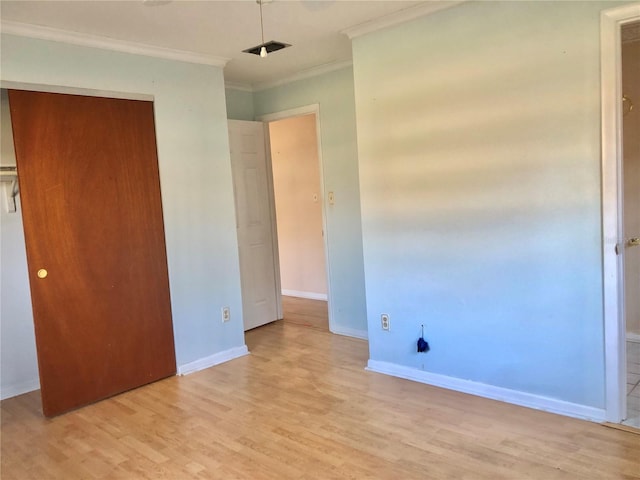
[
  {"x1": 281, "y1": 295, "x2": 328, "y2": 331},
  {"x1": 2, "y1": 299, "x2": 640, "y2": 479}
]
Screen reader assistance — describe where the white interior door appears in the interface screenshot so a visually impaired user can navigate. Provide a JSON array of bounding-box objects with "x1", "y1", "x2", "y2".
[{"x1": 229, "y1": 120, "x2": 281, "y2": 331}]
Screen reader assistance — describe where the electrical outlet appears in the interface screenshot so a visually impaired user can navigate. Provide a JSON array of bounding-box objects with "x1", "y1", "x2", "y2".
[
  {"x1": 381, "y1": 313, "x2": 390, "y2": 331},
  {"x1": 222, "y1": 306, "x2": 230, "y2": 323}
]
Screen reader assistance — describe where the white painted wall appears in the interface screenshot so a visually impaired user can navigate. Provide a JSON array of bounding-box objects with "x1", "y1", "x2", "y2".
[
  {"x1": 0, "y1": 34, "x2": 246, "y2": 398},
  {"x1": 352, "y1": 1, "x2": 628, "y2": 413},
  {"x1": 253, "y1": 67, "x2": 368, "y2": 339},
  {"x1": 270, "y1": 114, "x2": 327, "y2": 299}
]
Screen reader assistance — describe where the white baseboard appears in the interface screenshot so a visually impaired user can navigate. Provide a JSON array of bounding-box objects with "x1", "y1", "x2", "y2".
[
  {"x1": 627, "y1": 333, "x2": 640, "y2": 344},
  {"x1": 330, "y1": 326, "x2": 368, "y2": 340},
  {"x1": 282, "y1": 289, "x2": 328, "y2": 301},
  {"x1": 0, "y1": 346, "x2": 252, "y2": 399},
  {"x1": 177, "y1": 345, "x2": 249, "y2": 376},
  {"x1": 1, "y1": 378, "x2": 40, "y2": 400},
  {"x1": 366, "y1": 360, "x2": 606, "y2": 423}
]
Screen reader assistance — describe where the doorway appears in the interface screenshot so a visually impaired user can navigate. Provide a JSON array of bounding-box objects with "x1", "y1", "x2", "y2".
[
  {"x1": 259, "y1": 106, "x2": 332, "y2": 332},
  {"x1": 269, "y1": 115, "x2": 326, "y2": 302},
  {"x1": 601, "y1": 5, "x2": 640, "y2": 426},
  {"x1": 621, "y1": 21, "x2": 640, "y2": 429}
]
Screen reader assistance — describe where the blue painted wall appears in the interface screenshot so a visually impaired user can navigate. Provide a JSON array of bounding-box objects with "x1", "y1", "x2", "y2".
[
  {"x1": 225, "y1": 87, "x2": 254, "y2": 121},
  {"x1": 351, "y1": 1, "x2": 628, "y2": 408}
]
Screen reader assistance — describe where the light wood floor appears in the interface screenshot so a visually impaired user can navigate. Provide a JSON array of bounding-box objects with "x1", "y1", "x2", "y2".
[
  {"x1": 2, "y1": 300, "x2": 640, "y2": 479},
  {"x1": 281, "y1": 295, "x2": 328, "y2": 332}
]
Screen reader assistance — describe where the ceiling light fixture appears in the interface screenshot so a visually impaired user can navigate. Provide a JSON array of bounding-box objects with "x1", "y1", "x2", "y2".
[{"x1": 242, "y1": 0, "x2": 291, "y2": 58}]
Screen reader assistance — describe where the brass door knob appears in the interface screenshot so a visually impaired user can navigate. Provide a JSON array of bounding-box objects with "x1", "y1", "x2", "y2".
[
  {"x1": 628, "y1": 238, "x2": 640, "y2": 247},
  {"x1": 37, "y1": 269, "x2": 48, "y2": 279}
]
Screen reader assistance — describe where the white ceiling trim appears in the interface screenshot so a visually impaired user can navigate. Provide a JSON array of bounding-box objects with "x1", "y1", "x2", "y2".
[
  {"x1": 341, "y1": 1, "x2": 464, "y2": 39},
  {"x1": 0, "y1": 20, "x2": 229, "y2": 67},
  {"x1": 252, "y1": 59, "x2": 353, "y2": 92}
]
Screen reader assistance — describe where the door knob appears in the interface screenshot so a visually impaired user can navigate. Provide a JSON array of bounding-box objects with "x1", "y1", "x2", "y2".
[
  {"x1": 627, "y1": 238, "x2": 640, "y2": 247},
  {"x1": 37, "y1": 269, "x2": 48, "y2": 279}
]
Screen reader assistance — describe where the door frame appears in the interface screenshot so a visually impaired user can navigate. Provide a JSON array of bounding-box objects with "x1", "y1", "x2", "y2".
[
  {"x1": 0, "y1": 80, "x2": 181, "y2": 381},
  {"x1": 256, "y1": 104, "x2": 335, "y2": 332},
  {"x1": 0, "y1": 80, "x2": 153, "y2": 102},
  {"x1": 8, "y1": 88, "x2": 176, "y2": 416},
  {"x1": 601, "y1": 3, "x2": 640, "y2": 423}
]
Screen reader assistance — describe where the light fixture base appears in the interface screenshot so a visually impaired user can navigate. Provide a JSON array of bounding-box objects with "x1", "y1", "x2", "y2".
[{"x1": 243, "y1": 41, "x2": 291, "y2": 57}]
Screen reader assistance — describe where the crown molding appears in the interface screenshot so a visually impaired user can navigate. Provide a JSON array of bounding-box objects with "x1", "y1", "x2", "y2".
[
  {"x1": 224, "y1": 81, "x2": 254, "y2": 92},
  {"x1": 0, "y1": 21, "x2": 229, "y2": 67},
  {"x1": 342, "y1": 1, "x2": 465, "y2": 39},
  {"x1": 253, "y1": 59, "x2": 353, "y2": 92}
]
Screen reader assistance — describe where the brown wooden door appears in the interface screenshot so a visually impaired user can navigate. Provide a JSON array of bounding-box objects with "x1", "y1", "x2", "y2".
[{"x1": 9, "y1": 90, "x2": 176, "y2": 417}]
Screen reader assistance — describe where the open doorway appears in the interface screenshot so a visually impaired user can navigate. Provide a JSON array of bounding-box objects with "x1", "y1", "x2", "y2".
[
  {"x1": 229, "y1": 106, "x2": 333, "y2": 334},
  {"x1": 601, "y1": 5, "x2": 640, "y2": 427},
  {"x1": 621, "y1": 20, "x2": 640, "y2": 429},
  {"x1": 264, "y1": 109, "x2": 331, "y2": 332}
]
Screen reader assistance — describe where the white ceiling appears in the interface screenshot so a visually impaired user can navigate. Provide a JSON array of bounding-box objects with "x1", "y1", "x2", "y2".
[{"x1": 0, "y1": 0, "x2": 430, "y2": 89}]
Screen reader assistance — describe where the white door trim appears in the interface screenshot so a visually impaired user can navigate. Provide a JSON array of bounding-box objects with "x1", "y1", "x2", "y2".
[
  {"x1": 601, "y1": 3, "x2": 640, "y2": 423},
  {"x1": 256, "y1": 104, "x2": 335, "y2": 333},
  {"x1": 0, "y1": 80, "x2": 153, "y2": 101}
]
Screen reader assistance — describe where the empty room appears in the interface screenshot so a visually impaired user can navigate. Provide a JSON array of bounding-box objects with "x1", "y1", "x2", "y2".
[{"x1": 1, "y1": 1, "x2": 640, "y2": 478}]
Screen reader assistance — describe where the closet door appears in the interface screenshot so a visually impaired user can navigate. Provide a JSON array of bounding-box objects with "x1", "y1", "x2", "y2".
[{"x1": 9, "y1": 90, "x2": 176, "y2": 417}]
